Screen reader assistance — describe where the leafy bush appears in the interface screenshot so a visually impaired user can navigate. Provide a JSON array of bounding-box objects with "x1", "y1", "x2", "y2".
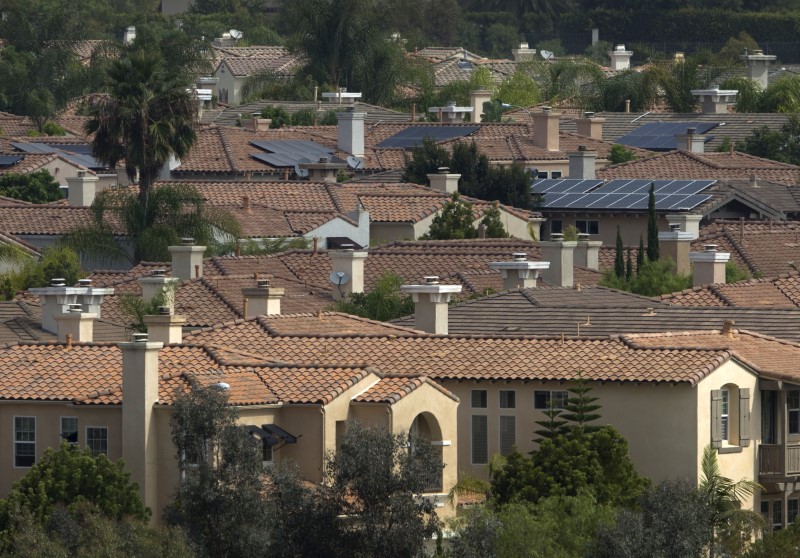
[
  {"x1": 41, "y1": 121, "x2": 66, "y2": 135},
  {"x1": 600, "y1": 258, "x2": 692, "y2": 296},
  {"x1": 332, "y1": 272, "x2": 414, "y2": 321},
  {"x1": 0, "y1": 170, "x2": 62, "y2": 204}
]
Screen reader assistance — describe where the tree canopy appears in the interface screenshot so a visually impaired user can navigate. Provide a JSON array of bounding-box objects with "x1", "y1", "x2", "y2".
[
  {"x1": 0, "y1": 170, "x2": 62, "y2": 204},
  {"x1": 332, "y1": 272, "x2": 415, "y2": 321}
]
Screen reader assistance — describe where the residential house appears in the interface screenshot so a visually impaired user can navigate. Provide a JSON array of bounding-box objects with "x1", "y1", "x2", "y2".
[{"x1": 213, "y1": 54, "x2": 302, "y2": 106}]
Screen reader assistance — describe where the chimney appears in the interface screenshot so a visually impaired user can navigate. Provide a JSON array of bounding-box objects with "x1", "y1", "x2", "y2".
[
  {"x1": 691, "y1": 87, "x2": 737, "y2": 114},
  {"x1": 659, "y1": 224, "x2": 694, "y2": 275},
  {"x1": 322, "y1": 89, "x2": 362, "y2": 105},
  {"x1": 742, "y1": 49, "x2": 776, "y2": 89},
  {"x1": 489, "y1": 253, "x2": 550, "y2": 290},
  {"x1": 138, "y1": 269, "x2": 178, "y2": 313},
  {"x1": 428, "y1": 167, "x2": 460, "y2": 194},
  {"x1": 428, "y1": 101, "x2": 473, "y2": 123},
  {"x1": 242, "y1": 278, "x2": 285, "y2": 317},
  {"x1": 575, "y1": 111, "x2": 604, "y2": 140},
  {"x1": 54, "y1": 304, "x2": 95, "y2": 343},
  {"x1": 532, "y1": 107, "x2": 560, "y2": 152},
  {"x1": 690, "y1": 244, "x2": 730, "y2": 286},
  {"x1": 539, "y1": 236, "x2": 577, "y2": 287},
  {"x1": 242, "y1": 195, "x2": 251, "y2": 213},
  {"x1": 568, "y1": 146, "x2": 597, "y2": 179},
  {"x1": 609, "y1": 44, "x2": 633, "y2": 71},
  {"x1": 67, "y1": 170, "x2": 99, "y2": 206},
  {"x1": 666, "y1": 214, "x2": 702, "y2": 240},
  {"x1": 469, "y1": 87, "x2": 493, "y2": 123},
  {"x1": 120, "y1": 333, "x2": 163, "y2": 516},
  {"x1": 674, "y1": 127, "x2": 707, "y2": 153},
  {"x1": 251, "y1": 116, "x2": 271, "y2": 132},
  {"x1": 142, "y1": 306, "x2": 186, "y2": 344},
  {"x1": 73, "y1": 278, "x2": 114, "y2": 319},
  {"x1": 337, "y1": 108, "x2": 366, "y2": 158},
  {"x1": 299, "y1": 157, "x2": 347, "y2": 182},
  {"x1": 123, "y1": 26, "x2": 136, "y2": 45},
  {"x1": 400, "y1": 276, "x2": 462, "y2": 334},
  {"x1": 168, "y1": 238, "x2": 206, "y2": 281},
  {"x1": 574, "y1": 234, "x2": 603, "y2": 270},
  {"x1": 329, "y1": 248, "x2": 368, "y2": 301},
  {"x1": 29, "y1": 278, "x2": 88, "y2": 334},
  {"x1": 528, "y1": 216, "x2": 547, "y2": 242},
  {"x1": 511, "y1": 42, "x2": 536, "y2": 62}
]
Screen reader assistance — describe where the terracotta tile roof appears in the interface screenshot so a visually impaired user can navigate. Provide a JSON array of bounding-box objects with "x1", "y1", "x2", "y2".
[
  {"x1": 354, "y1": 375, "x2": 458, "y2": 403},
  {"x1": 597, "y1": 150, "x2": 800, "y2": 185},
  {"x1": 0, "y1": 205, "x2": 116, "y2": 235},
  {"x1": 660, "y1": 272, "x2": 800, "y2": 309},
  {"x1": 0, "y1": 231, "x2": 41, "y2": 257},
  {"x1": 206, "y1": 100, "x2": 410, "y2": 127},
  {"x1": 218, "y1": 55, "x2": 300, "y2": 77},
  {"x1": 253, "y1": 312, "x2": 421, "y2": 337}
]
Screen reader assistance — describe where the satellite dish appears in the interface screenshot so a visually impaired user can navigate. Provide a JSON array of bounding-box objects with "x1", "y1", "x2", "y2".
[
  {"x1": 346, "y1": 155, "x2": 364, "y2": 170},
  {"x1": 540, "y1": 50, "x2": 554, "y2": 60},
  {"x1": 329, "y1": 271, "x2": 351, "y2": 286},
  {"x1": 229, "y1": 29, "x2": 243, "y2": 40},
  {"x1": 294, "y1": 158, "x2": 310, "y2": 178}
]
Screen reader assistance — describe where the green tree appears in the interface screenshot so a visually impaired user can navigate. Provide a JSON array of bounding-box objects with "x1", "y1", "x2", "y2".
[
  {"x1": 331, "y1": 272, "x2": 414, "y2": 321},
  {"x1": 401, "y1": 138, "x2": 451, "y2": 184},
  {"x1": 600, "y1": 258, "x2": 692, "y2": 296},
  {"x1": 325, "y1": 422, "x2": 442, "y2": 558},
  {"x1": 737, "y1": 117, "x2": 800, "y2": 165},
  {"x1": 480, "y1": 202, "x2": 509, "y2": 238},
  {"x1": 625, "y1": 247, "x2": 633, "y2": 281},
  {"x1": 86, "y1": 50, "x2": 197, "y2": 207},
  {"x1": 726, "y1": 260, "x2": 751, "y2": 283},
  {"x1": 260, "y1": 105, "x2": 292, "y2": 128},
  {"x1": 495, "y1": 70, "x2": 542, "y2": 108},
  {"x1": 534, "y1": 402, "x2": 567, "y2": 442},
  {"x1": 645, "y1": 54, "x2": 729, "y2": 113},
  {"x1": 560, "y1": 372, "x2": 602, "y2": 431},
  {"x1": 745, "y1": 520, "x2": 800, "y2": 558},
  {"x1": 614, "y1": 225, "x2": 624, "y2": 279},
  {"x1": 0, "y1": 443, "x2": 148, "y2": 544},
  {"x1": 422, "y1": 192, "x2": 477, "y2": 240},
  {"x1": 0, "y1": 170, "x2": 62, "y2": 204},
  {"x1": 637, "y1": 235, "x2": 645, "y2": 275},
  {"x1": 647, "y1": 182, "x2": 659, "y2": 262},
  {"x1": 22, "y1": 245, "x2": 82, "y2": 289},
  {"x1": 608, "y1": 144, "x2": 638, "y2": 165},
  {"x1": 64, "y1": 183, "x2": 240, "y2": 265}
]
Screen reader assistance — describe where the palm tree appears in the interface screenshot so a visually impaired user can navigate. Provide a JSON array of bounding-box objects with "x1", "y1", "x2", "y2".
[
  {"x1": 64, "y1": 183, "x2": 240, "y2": 265},
  {"x1": 698, "y1": 445, "x2": 764, "y2": 557},
  {"x1": 85, "y1": 50, "x2": 198, "y2": 210}
]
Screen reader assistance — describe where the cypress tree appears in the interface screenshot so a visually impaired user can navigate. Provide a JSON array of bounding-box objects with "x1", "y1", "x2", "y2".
[
  {"x1": 614, "y1": 225, "x2": 624, "y2": 278},
  {"x1": 625, "y1": 247, "x2": 633, "y2": 281},
  {"x1": 647, "y1": 182, "x2": 659, "y2": 261},
  {"x1": 637, "y1": 235, "x2": 645, "y2": 275}
]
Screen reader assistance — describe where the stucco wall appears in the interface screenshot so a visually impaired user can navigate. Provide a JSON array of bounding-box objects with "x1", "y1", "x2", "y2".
[
  {"x1": 371, "y1": 222, "x2": 418, "y2": 245},
  {"x1": 543, "y1": 214, "x2": 674, "y2": 245}
]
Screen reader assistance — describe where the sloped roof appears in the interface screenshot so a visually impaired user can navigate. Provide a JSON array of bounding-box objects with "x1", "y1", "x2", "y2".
[{"x1": 661, "y1": 271, "x2": 800, "y2": 308}]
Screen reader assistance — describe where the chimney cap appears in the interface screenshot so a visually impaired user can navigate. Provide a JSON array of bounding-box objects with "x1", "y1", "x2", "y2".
[
  {"x1": 181, "y1": 237, "x2": 195, "y2": 245},
  {"x1": 257, "y1": 278, "x2": 270, "y2": 288},
  {"x1": 437, "y1": 166, "x2": 450, "y2": 174},
  {"x1": 551, "y1": 233, "x2": 564, "y2": 241},
  {"x1": 424, "y1": 275, "x2": 440, "y2": 284},
  {"x1": 687, "y1": 127, "x2": 696, "y2": 135},
  {"x1": 213, "y1": 382, "x2": 230, "y2": 391},
  {"x1": 131, "y1": 332, "x2": 148, "y2": 343},
  {"x1": 78, "y1": 278, "x2": 93, "y2": 287},
  {"x1": 542, "y1": 106, "x2": 551, "y2": 112},
  {"x1": 583, "y1": 111, "x2": 595, "y2": 118},
  {"x1": 513, "y1": 252, "x2": 527, "y2": 261},
  {"x1": 67, "y1": 303, "x2": 83, "y2": 313},
  {"x1": 151, "y1": 269, "x2": 167, "y2": 277},
  {"x1": 578, "y1": 144, "x2": 588, "y2": 151},
  {"x1": 669, "y1": 223, "x2": 681, "y2": 232},
  {"x1": 157, "y1": 305, "x2": 171, "y2": 315},
  {"x1": 704, "y1": 244, "x2": 718, "y2": 252},
  {"x1": 50, "y1": 277, "x2": 66, "y2": 287}
]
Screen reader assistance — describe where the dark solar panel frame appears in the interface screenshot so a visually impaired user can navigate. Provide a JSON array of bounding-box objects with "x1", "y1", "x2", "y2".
[
  {"x1": 532, "y1": 178, "x2": 603, "y2": 194},
  {"x1": 376, "y1": 125, "x2": 480, "y2": 149},
  {"x1": 249, "y1": 140, "x2": 334, "y2": 168},
  {"x1": 0, "y1": 155, "x2": 23, "y2": 167}
]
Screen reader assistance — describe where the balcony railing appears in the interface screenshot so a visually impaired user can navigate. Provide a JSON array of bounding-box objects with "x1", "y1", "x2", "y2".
[{"x1": 758, "y1": 444, "x2": 800, "y2": 477}]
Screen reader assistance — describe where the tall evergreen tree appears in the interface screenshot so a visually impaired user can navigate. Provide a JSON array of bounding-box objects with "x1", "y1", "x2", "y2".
[
  {"x1": 625, "y1": 247, "x2": 633, "y2": 281},
  {"x1": 534, "y1": 402, "x2": 568, "y2": 442},
  {"x1": 614, "y1": 226, "x2": 624, "y2": 279},
  {"x1": 646, "y1": 183, "x2": 660, "y2": 262},
  {"x1": 637, "y1": 235, "x2": 645, "y2": 275},
  {"x1": 561, "y1": 372, "x2": 602, "y2": 431}
]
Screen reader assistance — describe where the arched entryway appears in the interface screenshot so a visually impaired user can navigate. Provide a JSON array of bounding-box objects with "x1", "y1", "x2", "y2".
[{"x1": 410, "y1": 412, "x2": 444, "y2": 493}]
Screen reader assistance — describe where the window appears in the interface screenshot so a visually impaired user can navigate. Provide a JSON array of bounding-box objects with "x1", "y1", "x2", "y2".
[
  {"x1": 499, "y1": 390, "x2": 516, "y2": 409},
  {"x1": 472, "y1": 415, "x2": 488, "y2": 464},
  {"x1": 61, "y1": 417, "x2": 78, "y2": 444},
  {"x1": 550, "y1": 220, "x2": 563, "y2": 235},
  {"x1": 550, "y1": 171, "x2": 563, "y2": 179},
  {"x1": 721, "y1": 389, "x2": 729, "y2": 441},
  {"x1": 499, "y1": 416, "x2": 516, "y2": 456},
  {"x1": 790, "y1": 499, "x2": 799, "y2": 525},
  {"x1": 536, "y1": 171, "x2": 548, "y2": 179},
  {"x1": 534, "y1": 390, "x2": 569, "y2": 410},
  {"x1": 762, "y1": 500, "x2": 783, "y2": 530},
  {"x1": 789, "y1": 391, "x2": 800, "y2": 435},
  {"x1": 471, "y1": 390, "x2": 487, "y2": 409},
  {"x1": 262, "y1": 440, "x2": 273, "y2": 464},
  {"x1": 86, "y1": 427, "x2": 108, "y2": 457},
  {"x1": 14, "y1": 417, "x2": 35, "y2": 467},
  {"x1": 575, "y1": 219, "x2": 599, "y2": 235}
]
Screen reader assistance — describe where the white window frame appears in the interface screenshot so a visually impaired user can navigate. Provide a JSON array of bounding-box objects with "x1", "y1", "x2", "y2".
[
  {"x1": 13, "y1": 416, "x2": 36, "y2": 468},
  {"x1": 721, "y1": 389, "x2": 729, "y2": 441},
  {"x1": 471, "y1": 415, "x2": 488, "y2": 465},
  {"x1": 86, "y1": 426, "x2": 108, "y2": 457},
  {"x1": 60, "y1": 416, "x2": 79, "y2": 445}
]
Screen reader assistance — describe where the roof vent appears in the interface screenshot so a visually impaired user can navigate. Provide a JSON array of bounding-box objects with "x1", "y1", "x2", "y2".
[
  {"x1": 642, "y1": 308, "x2": 656, "y2": 316},
  {"x1": 151, "y1": 269, "x2": 167, "y2": 277},
  {"x1": 67, "y1": 303, "x2": 83, "y2": 313},
  {"x1": 214, "y1": 382, "x2": 230, "y2": 391},
  {"x1": 78, "y1": 278, "x2": 93, "y2": 287},
  {"x1": 437, "y1": 166, "x2": 450, "y2": 174},
  {"x1": 181, "y1": 237, "x2": 195, "y2": 246},
  {"x1": 257, "y1": 278, "x2": 270, "y2": 289},
  {"x1": 50, "y1": 277, "x2": 66, "y2": 287},
  {"x1": 513, "y1": 252, "x2": 527, "y2": 261},
  {"x1": 131, "y1": 332, "x2": 148, "y2": 343},
  {"x1": 669, "y1": 223, "x2": 681, "y2": 232},
  {"x1": 704, "y1": 244, "x2": 718, "y2": 252},
  {"x1": 687, "y1": 127, "x2": 696, "y2": 135},
  {"x1": 424, "y1": 275, "x2": 440, "y2": 285},
  {"x1": 157, "y1": 305, "x2": 171, "y2": 315},
  {"x1": 584, "y1": 111, "x2": 595, "y2": 118},
  {"x1": 542, "y1": 106, "x2": 551, "y2": 113}
]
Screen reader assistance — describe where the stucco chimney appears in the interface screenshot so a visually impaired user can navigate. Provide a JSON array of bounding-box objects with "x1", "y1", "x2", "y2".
[
  {"x1": 674, "y1": 127, "x2": 707, "y2": 153},
  {"x1": 575, "y1": 111, "x2": 604, "y2": 140},
  {"x1": 659, "y1": 224, "x2": 694, "y2": 275},
  {"x1": 532, "y1": 107, "x2": 560, "y2": 152},
  {"x1": 511, "y1": 42, "x2": 536, "y2": 62},
  {"x1": 329, "y1": 248, "x2": 368, "y2": 301},
  {"x1": 428, "y1": 101, "x2": 474, "y2": 123},
  {"x1": 469, "y1": 87, "x2": 493, "y2": 123},
  {"x1": 428, "y1": 167, "x2": 460, "y2": 194},
  {"x1": 337, "y1": 108, "x2": 366, "y2": 158},
  {"x1": 691, "y1": 87, "x2": 737, "y2": 114},
  {"x1": 54, "y1": 304, "x2": 95, "y2": 343},
  {"x1": 120, "y1": 333, "x2": 163, "y2": 517},
  {"x1": 74, "y1": 278, "x2": 113, "y2": 319},
  {"x1": 168, "y1": 238, "x2": 206, "y2": 281},
  {"x1": 568, "y1": 146, "x2": 597, "y2": 179},
  {"x1": 609, "y1": 44, "x2": 633, "y2": 71},
  {"x1": 67, "y1": 170, "x2": 99, "y2": 206},
  {"x1": 138, "y1": 269, "x2": 178, "y2": 313},
  {"x1": 242, "y1": 278, "x2": 285, "y2": 317},
  {"x1": 539, "y1": 237, "x2": 577, "y2": 287},
  {"x1": 666, "y1": 214, "x2": 702, "y2": 240},
  {"x1": 123, "y1": 26, "x2": 136, "y2": 45},
  {"x1": 299, "y1": 157, "x2": 346, "y2": 182},
  {"x1": 742, "y1": 49, "x2": 776, "y2": 89},
  {"x1": 30, "y1": 278, "x2": 89, "y2": 334},
  {"x1": 574, "y1": 235, "x2": 603, "y2": 270},
  {"x1": 400, "y1": 276, "x2": 462, "y2": 334},
  {"x1": 690, "y1": 244, "x2": 730, "y2": 286},
  {"x1": 142, "y1": 306, "x2": 186, "y2": 344},
  {"x1": 489, "y1": 253, "x2": 550, "y2": 290}
]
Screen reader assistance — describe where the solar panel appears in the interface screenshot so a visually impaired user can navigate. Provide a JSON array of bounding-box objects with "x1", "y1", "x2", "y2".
[
  {"x1": 671, "y1": 194, "x2": 711, "y2": 210},
  {"x1": 531, "y1": 178, "x2": 602, "y2": 194},
  {"x1": 596, "y1": 179, "x2": 715, "y2": 196},
  {"x1": 617, "y1": 121, "x2": 719, "y2": 151},
  {"x1": 376, "y1": 125, "x2": 479, "y2": 149},
  {"x1": 249, "y1": 140, "x2": 334, "y2": 168},
  {"x1": 0, "y1": 155, "x2": 23, "y2": 167},
  {"x1": 47, "y1": 144, "x2": 93, "y2": 156}
]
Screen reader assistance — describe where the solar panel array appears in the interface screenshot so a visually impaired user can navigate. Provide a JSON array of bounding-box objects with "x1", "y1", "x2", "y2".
[
  {"x1": 617, "y1": 121, "x2": 718, "y2": 151},
  {"x1": 10, "y1": 142, "x2": 104, "y2": 170},
  {"x1": 539, "y1": 179, "x2": 715, "y2": 211},
  {"x1": 249, "y1": 140, "x2": 335, "y2": 168},
  {"x1": 0, "y1": 155, "x2": 23, "y2": 167},
  {"x1": 532, "y1": 178, "x2": 603, "y2": 194},
  {"x1": 376, "y1": 125, "x2": 479, "y2": 149}
]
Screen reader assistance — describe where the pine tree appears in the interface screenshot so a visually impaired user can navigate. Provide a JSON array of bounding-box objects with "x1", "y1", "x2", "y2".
[
  {"x1": 647, "y1": 183, "x2": 660, "y2": 262},
  {"x1": 479, "y1": 202, "x2": 509, "y2": 238},
  {"x1": 421, "y1": 193, "x2": 477, "y2": 240},
  {"x1": 561, "y1": 372, "x2": 602, "y2": 431},
  {"x1": 625, "y1": 247, "x2": 633, "y2": 281},
  {"x1": 637, "y1": 235, "x2": 645, "y2": 276},
  {"x1": 534, "y1": 402, "x2": 568, "y2": 442},
  {"x1": 614, "y1": 225, "x2": 624, "y2": 278}
]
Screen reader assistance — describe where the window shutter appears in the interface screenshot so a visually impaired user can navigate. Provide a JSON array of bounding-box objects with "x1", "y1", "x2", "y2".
[
  {"x1": 740, "y1": 388, "x2": 751, "y2": 447},
  {"x1": 711, "y1": 390, "x2": 723, "y2": 448}
]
